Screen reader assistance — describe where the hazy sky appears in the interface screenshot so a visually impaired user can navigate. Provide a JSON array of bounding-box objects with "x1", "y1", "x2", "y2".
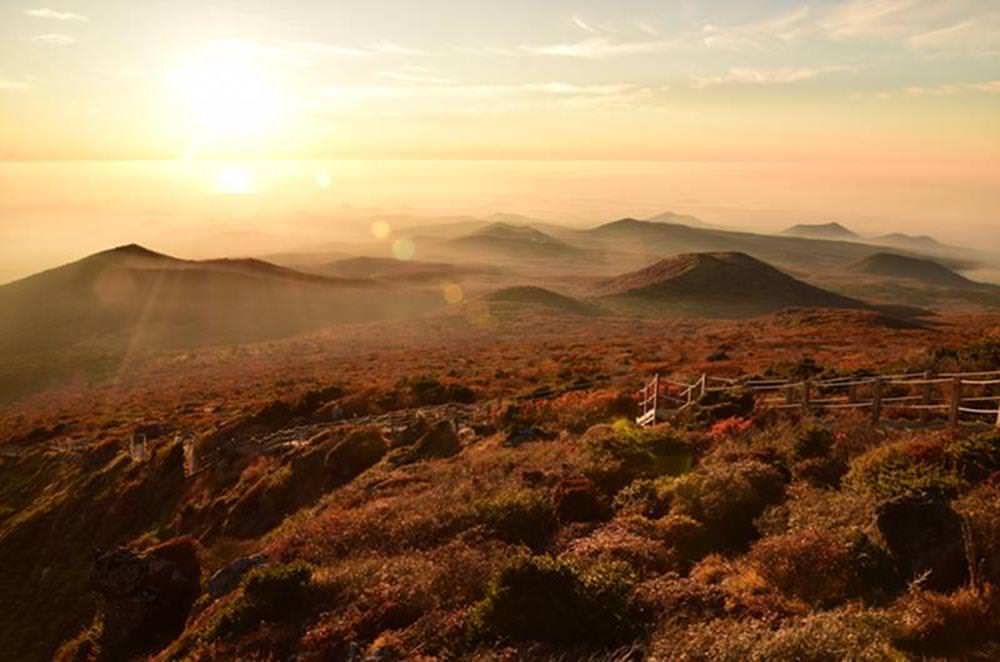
[
  {"x1": 0, "y1": 1, "x2": 998, "y2": 280},
  {"x1": 1, "y1": 0, "x2": 998, "y2": 162}
]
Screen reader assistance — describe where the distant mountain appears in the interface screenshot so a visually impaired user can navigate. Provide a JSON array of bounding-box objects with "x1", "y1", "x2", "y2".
[
  {"x1": 852, "y1": 252, "x2": 978, "y2": 289},
  {"x1": 446, "y1": 223, "x2": 585, "y2": 260},
  {"x1": 872, "y1": 233, "x2": 962, "y2": 257},
  {"x1": 587, "y1": 218, "x2": 887, "y2": 271},
  {"x1": 484, "y1": 286, "x2": 601, "y2": 316},
  {"x1": 594, "y1": 252, "x2": 866, "y2": 316},
  {"x1": 782, "y1": 223, "x2": 859, "y2": 240},
  {"x1": 322, "y1": 256, "x2": 498, "y2": 283},
  {"x1": 0, "y1": 245, "x2": 439, "y2": 399},
  {"x1": 647, "y1": 211, "x2": 722, "y2": 230}
]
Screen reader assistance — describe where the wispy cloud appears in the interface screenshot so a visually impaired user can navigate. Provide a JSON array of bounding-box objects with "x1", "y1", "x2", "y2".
[
  {"x1": 319, "y1": 81, "x2": 659, "y2": 113},
  {"x1": 571, "y1": 15, "x2": 602, "y2": 35},
  {"x1": 300, "y1": 41, "x2": 429, "y2": 59},
  {"x1": 31, "y1": 33, "x2": 76, "y2": 46},
  {"x1": 493, "y1": 36, "x2": 680, "y2": 59},
  {"x1": 693, "y1": 65, "x2": 854, "y2": 88},
  {"x1": 701, "y1": 5, "x2": 813, "y2": 51},
  {"x1": 0, "y1": 77, "x2": 30, "y2": 90},
  {"x1": 908, "y1": 15, "x2": 1000, "y2": 53},
  {"x1": 904, "y1": 80, "x2": 1000, "y2": 96},
  {"x1": 23, "y1": 7, "x2": 88, "y2": 22}
]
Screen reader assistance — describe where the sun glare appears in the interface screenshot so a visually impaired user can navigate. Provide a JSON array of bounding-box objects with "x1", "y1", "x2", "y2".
[
  {"x1": 214, "y1": 165, "x2": 253, "y2": 194},
  {"x1": 168, "y1": 46, "x2": 283, "y2": 148}
]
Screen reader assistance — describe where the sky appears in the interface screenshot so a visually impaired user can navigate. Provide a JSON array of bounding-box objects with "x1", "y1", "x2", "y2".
[
  {"x1": 1, "y1": 0, "x2": 998, "y2": 162},
  {"x1": 0, "y1": 1, "x2": 998, "y2": 279}
]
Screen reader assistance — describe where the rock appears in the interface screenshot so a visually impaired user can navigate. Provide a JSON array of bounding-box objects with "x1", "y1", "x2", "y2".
[
  {"x1": 875, "y1": 492, "x2": 968, "y2": 591},
  {"x1": 325, "y1": 426, "x2": 389, "y2": 482},
  {"x1": 413, "y1": 420, "x2": 460, "y2": 459},
  {"x1": 554, "y1": 476, "x2": 610, "y2": 523},
  {"x1": 91, "y1": 537, "x2": 201, "y2": 659},
  {"x1": 393, "y1": 416, "x2": 431, "y2": 448},
  {"x1": 206, "y1": 553, "x2": 269, "y2": 600}
]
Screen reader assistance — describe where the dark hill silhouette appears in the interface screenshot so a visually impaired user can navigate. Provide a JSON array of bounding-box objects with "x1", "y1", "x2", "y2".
[
  {"x1": 484, "y1": 286, "x2": 601, "y2": 316},
  {"x1": 852, "y1": 253, "x2": 978, "y2": 289},
  {"x1": 594, "y1": 252, "x2": 867, "y2": 316},
  {"x1": 0, "y1": 245, "x2": 440, "y2": 400},
  {"x1": 782, "y1": 222, "x2": 859, "y2": 240}
]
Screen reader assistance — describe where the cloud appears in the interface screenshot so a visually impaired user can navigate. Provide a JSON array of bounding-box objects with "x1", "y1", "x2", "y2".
[
  {"x1": 571, "y1": 15, "x2": 602, "y2": 35},
  {"x1": 377, "y1": 70, "x2": 456, "y2": 85},
  {"x1": 23, "y1": 8, "x2": 88, "y2": 21},
  {"x1": 700, "y1": 5, "x2": 813, "y2": 51},
  {"x1": 0, "y1": 77, "x2": 30, "y2": 90},
  {"x1": 904, "y1": 80, "x2": 1000, "y2": 96},
  {"x1": 494, "y1": 36, "x2": 680, "y2": 58},
  {"x1": 693, "y1": 65, "x2": 854, "y2": 88},
  {"x1": 300, "y1": 41, "x2": 429, "y2": 59},
  {"x1": 318, "y1": 81, "x2": 659, "y2": 113},
  {"x1": 908, "y1": 16, "x2": 1000, "y2": 53},
  {"x1": 31, "y1": 33, "x2": 76, "y2": 46}
]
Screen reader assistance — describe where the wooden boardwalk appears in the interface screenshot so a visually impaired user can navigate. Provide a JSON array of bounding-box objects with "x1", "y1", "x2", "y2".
[{"x1": 637, "y1": 369, "x2": 1000, "y2": 430}]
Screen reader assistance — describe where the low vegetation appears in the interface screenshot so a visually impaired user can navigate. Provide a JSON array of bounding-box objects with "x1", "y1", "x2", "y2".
[{"x1": 3, "y1": 327, "x2": 1000, "y2": 661}]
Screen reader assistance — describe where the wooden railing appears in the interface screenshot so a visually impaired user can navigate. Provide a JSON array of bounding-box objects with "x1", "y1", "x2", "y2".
[{"x1": 637, "y1": 369, "x2": 1000, "y2": 429}]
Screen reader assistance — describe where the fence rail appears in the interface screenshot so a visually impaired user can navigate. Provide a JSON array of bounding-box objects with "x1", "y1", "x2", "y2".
[{"x1": 638, "y1": 369, "x2": 1000, "y2": 430}]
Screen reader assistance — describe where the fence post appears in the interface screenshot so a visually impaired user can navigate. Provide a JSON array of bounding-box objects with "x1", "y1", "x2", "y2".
[
  {"x1": 652, "y1": 374, "x2": 660, "y2": 422},
  {"x1": 949, "y1": 377, "x2": 962, "y2": 432},
  {"x1": 920, "y1": 371, "x2": 933, "y2": 423},
  {"x1": 802, "y1": 379, "x2": 811, "y2": 415},
  {"x1": 872, "y1": 377, "x2": 882, "y2": 425},
  {"x1": 700, "y1": 373, "x2": 707, "y2": 400},
  {"x1": 995, "y1": 403, "x2": 1000, "y2": 431},
  {"x1": 848, "y1": 383, "x2": 858, "y2": 404},
  {"x1": 785, "y1": 384, "x2": 795, "y2": 405}
]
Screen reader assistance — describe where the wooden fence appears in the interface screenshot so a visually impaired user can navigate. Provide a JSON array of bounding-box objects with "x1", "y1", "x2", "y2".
[{"x1": 637, "y1": 369, "x2": 1000, "y2": 430}]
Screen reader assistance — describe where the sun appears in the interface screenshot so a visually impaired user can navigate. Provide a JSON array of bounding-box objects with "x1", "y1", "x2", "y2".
[{"x1": 167, "y1": 45, "x2": 283, "y2": 147}]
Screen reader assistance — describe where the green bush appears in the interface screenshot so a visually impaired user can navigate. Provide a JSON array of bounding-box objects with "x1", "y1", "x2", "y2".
[
  {"x1": 791, "y1": 422, "x2": 834, "y2": 460},
  {"x1": 474, "y1": 490, "x2": 557, "y2": 551},
  {"x1": 208, "y1": 561, "x2": 313, "y2": 639},
  {"x1": 667, "y1": 460, "x2": 787, "y2": 550},
  {"x1": 584, "y1": 421, "x2": 693, "y2": 491},
  {"x1": 467, "y1": 555, "x2": 641, "y2": 646},
  {"x1": 845, "y1": 442, "x2": 966, "y2": 500},
  {"x1": 613, "y1": 476, "x2": 675, "y2": 517},
  {"x1": 945, "y1": 432, "x2": 1000, "y2": 484}
]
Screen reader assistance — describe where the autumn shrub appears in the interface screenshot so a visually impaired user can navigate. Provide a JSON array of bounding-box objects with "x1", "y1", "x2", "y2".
[
  {"x1": 894, "y1": 586, "x2": 1000, "y2": 657},
  {"x1": 474, "y1": 489, "x2": 557, "y2": 551},
  {"x1": 563, "y1": 514, "x2": 682, "y2": 577},
  {"x1": 613, "y1": 476, "x2": 675, "y2": 517},
  {"x1": 945, "y1": 431, "x2": 1000, "y2": 484},
  {"x1": 666, "y1": 460, "x2": 787, "y2": 550},
  {"x1": 955, "y1": 484, "x2": 1000, "y2": 584},
  {"x1": 656, "y1": 608, "x2": 897, "y2": 662},
  {"x1": 467, "y1": 555, "x2": 641, "y2": 646},
  {"x1": 746, "y1": 528, "x2": 889, "y2": 607},
  {"x1": 583, "y1": 422, "x2": 693, "y2": 492},
  {"x1": 845, "y1": 440, "x2": 965, "y2": 500},
  {"x1": 790, "y1": 421, "x2": 834, "y2": 460}
]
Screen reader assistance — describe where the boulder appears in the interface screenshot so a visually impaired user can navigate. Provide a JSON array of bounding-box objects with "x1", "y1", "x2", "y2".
[
  {"x1": 91, "y1": 537, "x2": 201, "y2": 659},
  {"x1": 412, "y1": 420, "x2": 460, "y2": 459},
  {"x1": 875, "y1": 492, "x2": 968, "y2": 591},
  {"x1": 325, "y1": 426, "x2": 389, "y2": 482},
  {"x1": 206, "y1": 553, "x2": 269, "y2": 600}
]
